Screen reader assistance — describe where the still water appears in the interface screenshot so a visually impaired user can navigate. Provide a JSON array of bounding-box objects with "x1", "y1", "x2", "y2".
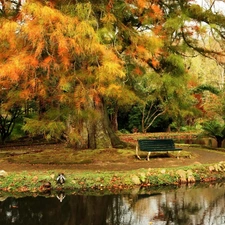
[{"x1": 1, "y1": 183, "x2": 225, "y2": 225}]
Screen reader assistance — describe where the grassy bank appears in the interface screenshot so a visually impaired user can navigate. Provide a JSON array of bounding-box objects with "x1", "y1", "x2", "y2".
[{"x1": 1, "y1": 162, "x2": 225, "y2": 195}]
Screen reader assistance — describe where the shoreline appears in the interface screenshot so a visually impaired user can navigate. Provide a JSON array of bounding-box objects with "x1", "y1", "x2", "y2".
[{"x1": 1, "y1": 162, "x2": 225, "y2": 196}]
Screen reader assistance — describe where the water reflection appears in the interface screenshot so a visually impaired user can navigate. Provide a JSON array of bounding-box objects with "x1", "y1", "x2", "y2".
[
  {"x1": 1, "y1": 183, "x2": 225, "y2": 225},
  {"x1": 56, "y1": 191, "x2": 66, "y2": 202}
]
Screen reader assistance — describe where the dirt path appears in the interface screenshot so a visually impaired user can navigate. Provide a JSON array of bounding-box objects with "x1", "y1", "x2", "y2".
[{"x1": 1, "y1": 147, "x2": 225, "y2": 172}]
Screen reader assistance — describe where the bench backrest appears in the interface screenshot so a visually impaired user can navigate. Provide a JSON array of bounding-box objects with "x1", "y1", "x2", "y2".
[{"x1": 138, "y1": 139, "x2": 176, "y2": 152}]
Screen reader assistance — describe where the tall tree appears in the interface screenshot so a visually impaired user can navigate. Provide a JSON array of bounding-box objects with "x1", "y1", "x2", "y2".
[{"x1": 0, "y1": 2, "x2": 126, "y2": 148}]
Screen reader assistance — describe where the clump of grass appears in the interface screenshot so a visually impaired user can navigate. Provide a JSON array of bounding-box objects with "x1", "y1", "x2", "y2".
[{"x1": 3, "y1": 148, "x2": 134, "y2": 165}]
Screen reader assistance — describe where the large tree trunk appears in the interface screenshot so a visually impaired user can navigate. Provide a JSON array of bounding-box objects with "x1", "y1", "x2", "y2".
[
  {"x1": 70, "y1": 98, "x2": 125, "y2": 149},
  {"x1": 102, "y1": 100, "x2": 126, "y2": 148}
]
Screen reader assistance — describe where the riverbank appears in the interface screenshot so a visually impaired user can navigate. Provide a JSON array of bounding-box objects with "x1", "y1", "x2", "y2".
[
  {"x1": 1, "y1": 161, "x2": 225, "y2": 196},
  {"x1": 1, "y1": 143, "x2": 225, "y2": 195}
]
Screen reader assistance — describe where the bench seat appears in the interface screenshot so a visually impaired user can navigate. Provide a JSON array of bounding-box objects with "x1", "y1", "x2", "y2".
[{"x1": 136, "y1": 139, "x2": 182, "y2": 161}]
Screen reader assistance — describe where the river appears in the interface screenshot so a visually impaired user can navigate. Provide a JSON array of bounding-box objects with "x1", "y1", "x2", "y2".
[{"x1": 1, "y1": 182, "x2": 225, "y2": 225}]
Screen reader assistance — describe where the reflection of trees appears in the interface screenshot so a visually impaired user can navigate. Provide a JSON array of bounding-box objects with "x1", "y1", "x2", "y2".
[
  {"x1": 161, "y1": 183, "x2": 225, "y2": 225},
  {"x1": 0, "y1": 196, "x2": 65, "y2": 225},
  {"x1": 0, "y1": 194, "x2": 133, "y2": 225},
  {"x1": 66, "y1": 195, "x2": 113, "y2": 225},
  {"x1": 1, "y1": 183, "x2": 225, "y2": 225},
  {"x1": 126, "y1": 183, "x2": 225, "y2": 225},
  {"x1": 196, "y1": 183, "x2": 225, "y2": 225},
  {"x1": 161, "y1": 191, "x2": 200, "y2": 225}
]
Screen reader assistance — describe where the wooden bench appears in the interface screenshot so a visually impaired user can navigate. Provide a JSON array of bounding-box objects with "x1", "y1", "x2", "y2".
[{"x1": 136, "y1": 139, "x2": 182, "y2": 161}]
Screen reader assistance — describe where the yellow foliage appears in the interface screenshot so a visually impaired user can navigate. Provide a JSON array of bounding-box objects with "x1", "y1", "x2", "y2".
[
  {"x1": 34, "y1": 41, "x2": 44, "y2": 58},
  {"x1": 0, "y1": 21, "x2": 18, "y2": 50},
  {"x1": 105, "y1": 84, "x2": 123, "y2": 98},
  {"x1": 101, "y1": 13, "x2": 117, "y2": 24},
  {"x1": 0, "y1": 53, "x2": 30, "y2": 81},
  {"x1": 98, "y1": 50, "x2": 125, "y2": 79}
]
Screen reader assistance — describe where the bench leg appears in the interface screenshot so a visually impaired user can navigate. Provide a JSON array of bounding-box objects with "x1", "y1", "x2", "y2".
[
  {"x1": 146, "y1": 152, "x2": 151, "y2": 161},
  {"x1": 136, "y1": 145, "x2": 141, "y2": 160},
  {"x1": 177, "y1": 151, "x2": 181, "y2": 159}
]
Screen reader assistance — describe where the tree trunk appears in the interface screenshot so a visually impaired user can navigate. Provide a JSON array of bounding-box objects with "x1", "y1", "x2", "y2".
[
  {"x1": 110, "y1": 104, "x2": 118, "y2": 132},
  {"x1": 71, "y1": 98, "x2": 126, "y2": 149},
  {"x1": 102, "y1": 101, "x2": 126, "y2": 148},
  {"x1": 216, "y1": 136, "x2": 224, "y2": 148}
]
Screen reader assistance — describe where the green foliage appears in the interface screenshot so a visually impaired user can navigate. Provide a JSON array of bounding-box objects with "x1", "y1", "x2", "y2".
[
  {"x1": 128, "y1": 106, "x2": 142, "y2": 132},
  {"x1": 23, "y1": 118, "x2": 66, "y2": 141},
  {"x1": 164, "y1": 54, "x2": 186, "y2": 76},
  {"x1": 10, "y1": 117, "x2": 26, "y2": 140},
  {"x1": 202, "y1": 120, "x2": 225, "y2": 138},
  {"x1": 164, "y1": 14, "x2": 185, "y2": 31},
  {"x1": 201, "y1": 120, "x2": 225, "y2": 147},
  {"x1": 118, "y1": 129, "x2": 130, "y2": 134},
  {"x1": 0, "y1": 106, "x2": 23, "y2": 143},
  {"x1": 191, "y1": 84, "x2": 220, "y2": 95},
  {"x1": 147, "y1": 173, "x2": 178, "y2": 185}
]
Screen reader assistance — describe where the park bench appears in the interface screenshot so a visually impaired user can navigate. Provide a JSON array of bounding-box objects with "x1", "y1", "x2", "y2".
[{"x1": 136, "y1": 139, "x2": 182, "y2": 161}]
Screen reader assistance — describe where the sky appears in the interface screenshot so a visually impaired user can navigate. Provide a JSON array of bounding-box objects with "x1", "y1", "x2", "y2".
[{"x1": 195, "y1": 0, "x2": 225, "y2": 14}]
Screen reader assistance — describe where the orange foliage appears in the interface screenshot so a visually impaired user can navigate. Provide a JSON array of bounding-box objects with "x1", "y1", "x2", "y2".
[
  {"x1": 187, "y1": 80, "x2": 198, "y2": 88},
  {"x1": 58, "y1": 46, "x2": 69, "y2": 56},
  {"x1": 106, "y1": 0, "x2": 114, "y2": 12},
  {"x1": 43, "y1": 56, "x2": 54, "y2": 65},
  {"x1": 136, "y1": 45, "x2": 147, "y2": 54},
  {"x1": 137, "y1": 0, "x2": 147, "y2": 8},
  {"x1": 20, "y1": 90, "x2": 30, "y2": 99},
  {"x1": 194, "y1": 93, "x2": 205, "y2": 113},
  {"x1": 8, "y1": 71, "x2": 19, "y2": 81},
  {"x1": 133, "y1": 66, "x2": 143, "y2": 75},
  {"x1": 125, "y1": 0, "x2": 133, "y2": 3},
  {"x1": 41, "y1": 56, "x2": 53, "y2": 70},
  {"x1": 24, "y1": 55, "x2": 39, "y2": 68},
  {"x1": 153, "y1": 24, "x2": 163, "y2": 35},
  {"x1": 60, "y1": 55, "x2": 70, "y2": 69},
  {"x1": 34, "y1": 41, "x2": 44, "y2": 58},
  {"x1": 151, "y1": 58, "x2": 160, "y2": 68},
  {"x1": 151, "y1": 4, "x2": 163, "y2": 17},
  {"x1": 93, "y1": 93, "x2": 102, "y2": 106}
]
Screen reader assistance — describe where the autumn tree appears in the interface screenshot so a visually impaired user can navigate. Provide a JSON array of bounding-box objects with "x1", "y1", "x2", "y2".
[{"x1": 0, "y1": 2, "x2": 127, "y2": 148}]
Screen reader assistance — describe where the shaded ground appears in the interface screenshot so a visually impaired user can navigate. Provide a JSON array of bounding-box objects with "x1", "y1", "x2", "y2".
[{"x1": 1, "y1": 143, "x2": 225, "y2": 172}]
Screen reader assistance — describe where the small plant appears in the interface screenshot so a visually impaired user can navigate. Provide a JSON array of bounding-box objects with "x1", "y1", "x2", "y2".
[{"x1": 201, "y1": 120, "x2": 225, "y2": 148}]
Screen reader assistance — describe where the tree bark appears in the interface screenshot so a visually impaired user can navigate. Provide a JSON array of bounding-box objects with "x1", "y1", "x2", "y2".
[
  {"x1": 110, "y1": 104, "x2": 119, "y2": 132},
  {"x1": 70, "y1": 98, "x2": 125, "y2": 149},
  {"x1": 102, "y1": 101, "x2": 126, "y2": 148}
]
